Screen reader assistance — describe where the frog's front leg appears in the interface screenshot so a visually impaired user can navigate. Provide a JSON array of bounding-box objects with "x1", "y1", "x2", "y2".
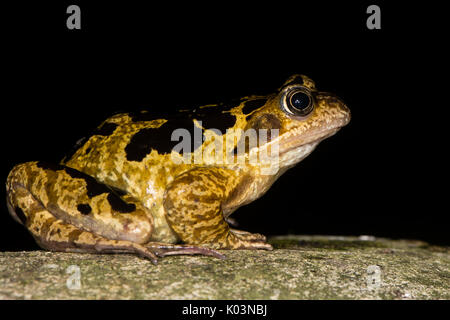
[
  {"x1": 164, "y1": 167, "x2": 273, "y2": 250},
  {"x1": 6, "y1": 161, "x2": 224, "y2": 263}
]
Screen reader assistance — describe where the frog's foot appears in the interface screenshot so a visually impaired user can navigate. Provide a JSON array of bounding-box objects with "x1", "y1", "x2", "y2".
[{"x1": 145, "y1": 242, "x2": 226, "y2": 260}]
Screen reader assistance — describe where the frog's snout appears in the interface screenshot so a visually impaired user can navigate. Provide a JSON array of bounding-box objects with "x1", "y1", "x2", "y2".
[
  {"x1": 315, "y1": 91, "x2": 351, "y2": 127},
  {"x1": 337, "y1": 99, "x2": 351, "y2": 127}
]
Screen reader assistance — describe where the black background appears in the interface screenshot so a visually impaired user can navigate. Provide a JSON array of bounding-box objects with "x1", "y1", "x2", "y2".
[{"x1": 2, "y1": 1, "x2": 447, "y2": 252}]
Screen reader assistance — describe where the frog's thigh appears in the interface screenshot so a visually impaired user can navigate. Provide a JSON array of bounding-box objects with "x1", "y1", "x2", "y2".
[
  {"x1": 163, "y1": 168, "x2": 272, "y2": 250},
  {"x1": 6, "y1": 161, "x2": 153, "y2": 244}
]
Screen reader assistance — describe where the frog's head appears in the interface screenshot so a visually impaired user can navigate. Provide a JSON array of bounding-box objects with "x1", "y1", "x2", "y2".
[{"x1": 243, "y1": 74, "x2": 351, "y2": 170}]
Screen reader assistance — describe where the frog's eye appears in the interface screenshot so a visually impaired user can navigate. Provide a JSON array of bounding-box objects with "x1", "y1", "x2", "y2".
[{"x1": 282, "y1": 88, "x2": 314, "y2": 117}]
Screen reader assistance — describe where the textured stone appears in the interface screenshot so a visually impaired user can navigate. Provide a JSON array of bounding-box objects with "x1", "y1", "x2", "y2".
[{"x1": 0, "y1": 235, "x2": 448, "y2": 299}]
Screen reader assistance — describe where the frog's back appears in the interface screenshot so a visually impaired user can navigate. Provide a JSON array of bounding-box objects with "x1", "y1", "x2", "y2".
[{"x1": 61, "y1": 101, "x2": 252, "y2": 196}]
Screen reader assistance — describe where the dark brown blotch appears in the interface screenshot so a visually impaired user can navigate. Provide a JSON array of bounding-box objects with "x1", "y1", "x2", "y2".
[
  {"x1": 64, "y1": 167, "x2": 114, "y2": 198},
  {"x1": 194, "y1": 112, "x2": 236, "y2": 133},
  {"x1": 107, "y1": 193, "x2": 136, "y2": 213},
  {"x1": 36, "y1": 162, "x2": 121, "y2": 200},
  {"x1": 242, "y1": 98, "x2": 268, "y2": 115},
  {"x1": 125, "y1": 119, "x2": 204, "y2": 161},
  {"x1": 94, "y1": 122, "x2": 118, "y2": 136},
  {"x1": 77, "y1": 203, "x2": 92, "y2": 215}
]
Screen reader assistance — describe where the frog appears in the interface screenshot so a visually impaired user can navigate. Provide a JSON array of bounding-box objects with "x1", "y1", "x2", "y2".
[{"x1": 6, "y1": 74, "x2": 350, "y2": 264}]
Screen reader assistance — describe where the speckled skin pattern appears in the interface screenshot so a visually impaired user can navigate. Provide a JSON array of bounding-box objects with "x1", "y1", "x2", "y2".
[{"x1": 6, "y1": 75, "x2": 350, "y2": 264}]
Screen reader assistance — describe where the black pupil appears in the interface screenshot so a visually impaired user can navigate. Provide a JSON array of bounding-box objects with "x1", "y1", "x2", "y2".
[
  {"x1": 290, "y1": 92, "x2": 310, "y2": 111},
  {"x1": 291, "y1": 92, "x2": 310, "y2": 111}
]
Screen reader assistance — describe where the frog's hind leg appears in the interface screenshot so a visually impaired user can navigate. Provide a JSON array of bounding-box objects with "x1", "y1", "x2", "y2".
[
  {"x1": 6, "y1": 184, "x2": 225, "y2": 264},
  {"x1": 6, "y1": 161, "x2": 155, "y2": 242},
  {"x1": 6, "y1": 193, "x2": 160, "y2": 264},
  {"x1": 6, "y1": 161, "x2": 224, "y2": 264},
  {"x1": 7, "y1": 195, "x2": 224, "y2": 264}
]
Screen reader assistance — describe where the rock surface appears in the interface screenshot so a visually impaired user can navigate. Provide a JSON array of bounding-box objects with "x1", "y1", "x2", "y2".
[{"x1": 0, "y1": 235, "x2": 448, "y2": 299}]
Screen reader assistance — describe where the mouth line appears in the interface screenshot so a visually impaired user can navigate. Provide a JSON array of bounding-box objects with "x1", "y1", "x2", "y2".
[{"x1": 275, "y1": 126, "x2": 342, "y2": 156}]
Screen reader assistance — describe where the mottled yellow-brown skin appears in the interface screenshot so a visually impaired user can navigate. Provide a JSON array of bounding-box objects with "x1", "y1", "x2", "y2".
[{"x1": 6, "y1": 75, "x2": 350, "y2": 264}]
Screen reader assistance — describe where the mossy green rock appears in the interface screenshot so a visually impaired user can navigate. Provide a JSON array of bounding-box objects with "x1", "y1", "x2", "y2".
[{"x1": 0, "y1": 235, "x2": 448, "y2": 299}]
